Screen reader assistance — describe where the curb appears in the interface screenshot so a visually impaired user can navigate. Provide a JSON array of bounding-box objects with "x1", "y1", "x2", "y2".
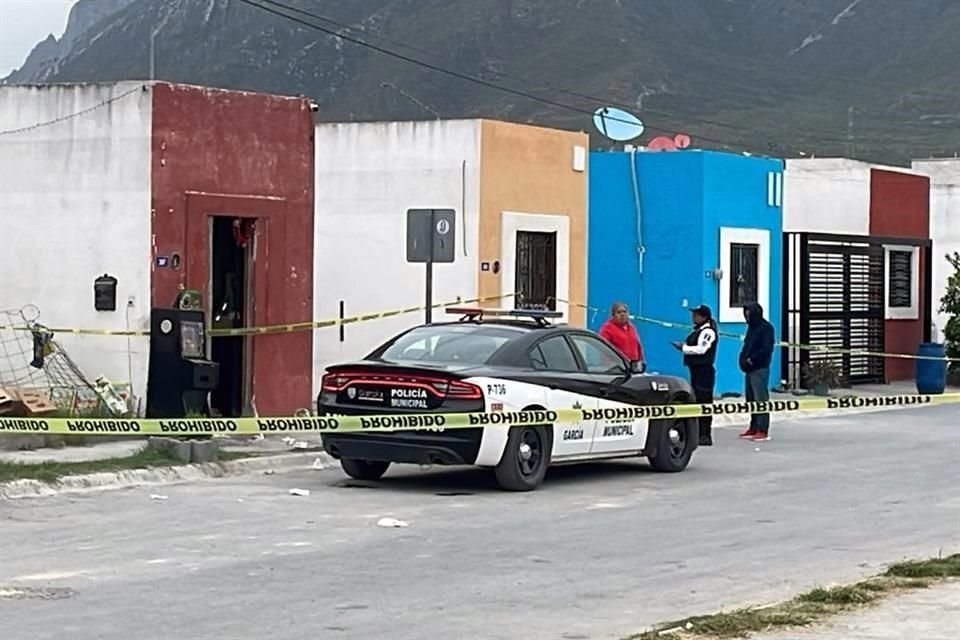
[{"x1": 0, "y1": 451, "x2": 338, "y2": 500}]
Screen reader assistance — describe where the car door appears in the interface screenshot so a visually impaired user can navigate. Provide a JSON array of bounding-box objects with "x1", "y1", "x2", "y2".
[
  {"x1": 524, "y1": 335, "x2": 598, "y2": 460},
  {"x1": 566, "y1": 332, "x2": 648, "y2": 455}
]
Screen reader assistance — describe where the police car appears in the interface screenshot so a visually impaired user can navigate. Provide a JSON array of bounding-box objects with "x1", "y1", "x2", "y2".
[{"x1": 317, "y1": 307, "x2": 698, "y2": 491}]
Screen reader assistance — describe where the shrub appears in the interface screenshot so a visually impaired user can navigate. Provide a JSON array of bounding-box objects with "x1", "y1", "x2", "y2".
[{"x1": 941, "y1": 252, "x2": 960, "y2": 372}]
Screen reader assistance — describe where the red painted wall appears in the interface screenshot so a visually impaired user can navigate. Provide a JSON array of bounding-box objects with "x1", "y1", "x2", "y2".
[
  {"x1": 150, "y1": 83, "x2": 314, "y2": 415},
  {"x1": 869, "y1": 169, "x2": 930, "y2": 382},
  {"x1": 869, "y1": 169, "x2": 930, "y2": 239}
]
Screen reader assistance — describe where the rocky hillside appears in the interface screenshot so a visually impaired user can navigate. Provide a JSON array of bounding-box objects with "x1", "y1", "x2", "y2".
[
  {"x1": 3, "y1": 0, "x2": 138, "y2": 84},
  {"x1": 4, "y1": 0, "x2": 958, "y2": 163}
]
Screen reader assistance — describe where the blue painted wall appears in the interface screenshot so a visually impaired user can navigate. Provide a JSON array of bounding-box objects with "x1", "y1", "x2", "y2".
[
  {"x1": 588, "y1": 152, "x2": 642, "y2": 329},
  {"x1": 701, "y1": 152, "x2": 784, "y2": 393},
  {"x1": 588, "y1": 149, "x2": 784, "y2": 395}
]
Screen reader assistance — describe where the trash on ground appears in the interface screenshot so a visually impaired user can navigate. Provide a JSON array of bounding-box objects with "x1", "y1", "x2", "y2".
[
  {"x1": 376, "y1": 517, "x2": 409, "y2": 528},
  {"x1": 312, "y1": 458, "x2": 326, "y2": 470},
  {"x1": 289, "y1": 488, "x2": 311, "y2": 497},
  {"x1": 263, "y1": 469, "x2": 276, "y2": 475},
  {"x1": 150, "y1": 494, "x2": 169, "y2": 501},
  {"x1": 293, "y1": 441, "x2": 310, "y2": 450}
]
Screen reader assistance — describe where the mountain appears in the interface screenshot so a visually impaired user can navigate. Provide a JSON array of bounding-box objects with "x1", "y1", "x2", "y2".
[
  {"x1": 4, "y1": 0, "x2": 959, "y2": 164},
  {"x1": 3, "y1": 0, "x2": 138, "y2": 85}
]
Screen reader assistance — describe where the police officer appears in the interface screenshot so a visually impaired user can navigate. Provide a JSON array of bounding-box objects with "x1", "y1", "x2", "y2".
[{"x1": 672, "y1": 304, "x2": 718, "y2": 446}]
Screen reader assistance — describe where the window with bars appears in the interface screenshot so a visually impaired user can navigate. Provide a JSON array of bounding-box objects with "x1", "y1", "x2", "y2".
[
  {"x1": 729, "y1": 243, "x2": 759, "y2": 307},
  {"x1": 888, "y1": 250, "x2": 913, "y2": 308}
]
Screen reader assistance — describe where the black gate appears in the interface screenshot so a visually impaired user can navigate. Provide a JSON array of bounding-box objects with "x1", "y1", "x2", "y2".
[
  {"x1": 515, "y1": 231, "x2": 557, "y2": 310},
  {"x1": 783, "y1": 232, "x2": 886, "y2": 387}
]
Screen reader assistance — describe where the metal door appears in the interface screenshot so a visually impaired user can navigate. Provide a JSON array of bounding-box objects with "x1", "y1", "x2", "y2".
[
  {"x1": 515, "y1": 231, "x2": 557, "y2": 310},
  {"x1": 783, "y1": 233, "x2": 886, "y2": 386}
]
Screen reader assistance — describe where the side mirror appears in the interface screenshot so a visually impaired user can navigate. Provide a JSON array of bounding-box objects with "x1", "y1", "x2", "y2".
[{"x1": 630, "y1": 360, "x2": 644, "y2": 375}]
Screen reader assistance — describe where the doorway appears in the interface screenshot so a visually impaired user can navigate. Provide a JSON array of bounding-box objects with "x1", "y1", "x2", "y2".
[
  {"x1": 782, "y1": 232, "x2": 886, "y2": 388},
  {"x1": 515, "y1": 230, "x2": 557, "y2": 310},
  {"x1": 209, "y1": 216, "x2": 255, "y2": 417}
]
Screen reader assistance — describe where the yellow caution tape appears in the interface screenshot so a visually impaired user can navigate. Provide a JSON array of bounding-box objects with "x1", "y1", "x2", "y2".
[
  {"x1": 558, "y1": 299, "x2": 960, "y2": 364},
  {"x1": 2, "y1": 292, "x2": 956, "y2": 364},
  {"x1": 0, "y1": 293, "x2": 514, "y2": 338},
  {"x1": 2, "y1": 393, "x2": 957, "y2": 436}
]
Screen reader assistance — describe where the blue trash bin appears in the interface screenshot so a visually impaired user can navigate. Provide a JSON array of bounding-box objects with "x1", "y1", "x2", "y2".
[{"x1": 915, "y1": 342, "x2": 947, "y2": 395}]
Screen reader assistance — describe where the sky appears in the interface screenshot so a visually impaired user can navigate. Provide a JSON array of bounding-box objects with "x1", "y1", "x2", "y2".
[{"x1": 0, "y1": 0, "x2": 77, "y2": 76}]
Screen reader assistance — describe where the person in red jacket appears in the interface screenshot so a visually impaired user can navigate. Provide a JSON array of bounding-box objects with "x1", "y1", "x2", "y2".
[{"x1": 598, "y1": 302, "x2": 646, "y2": 372}]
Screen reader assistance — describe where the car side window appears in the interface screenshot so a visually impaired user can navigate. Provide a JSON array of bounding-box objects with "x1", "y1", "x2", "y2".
[
  {"x1": 529, "y1": 336, "x2": 581, "y2": 372},
  {"x1": 569, "y1": 334, "x2": 627, "y2": 374}
]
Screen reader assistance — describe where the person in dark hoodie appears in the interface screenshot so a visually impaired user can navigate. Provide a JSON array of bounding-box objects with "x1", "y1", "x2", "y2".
[
  {"x1": 739, "y1": 302, "x2": 775, "y2": 441},
  {"x1": 672, "y1": 304, "x2": 717, "y2": 446}
]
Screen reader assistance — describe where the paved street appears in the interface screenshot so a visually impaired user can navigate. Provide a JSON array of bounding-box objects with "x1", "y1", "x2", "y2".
[{"x1": 1, "y1": 406, "x2": 958, "y2": 640}]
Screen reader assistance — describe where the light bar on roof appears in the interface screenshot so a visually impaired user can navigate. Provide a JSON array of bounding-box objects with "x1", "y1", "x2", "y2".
[
  {"x1": 444, "y1": 306, "x2": 563, "y2": 319},
  {"x1": 445, "y1": 306, "x2": 488, "y2": 315},
  {"x1": 507, "y1": 309, "x2": 563, "y2": 319}
]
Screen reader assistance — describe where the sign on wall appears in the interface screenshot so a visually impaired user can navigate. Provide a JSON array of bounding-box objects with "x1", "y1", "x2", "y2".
[
  {"x1": 406, "y1": 208, "x2": 457, "y2": 323},
  {"x1": 406, "y1": 209, "x2": 456, "y2": 264}
]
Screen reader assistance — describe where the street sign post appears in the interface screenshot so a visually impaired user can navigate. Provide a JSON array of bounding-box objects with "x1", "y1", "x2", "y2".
[{"x1": 406, "y1": 209, "x2": 456, "y2": 323}]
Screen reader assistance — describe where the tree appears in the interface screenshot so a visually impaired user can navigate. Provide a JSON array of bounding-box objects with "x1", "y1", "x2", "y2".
[{"x1": 940, "y1": 252, "x2": 960, "y2": 372}]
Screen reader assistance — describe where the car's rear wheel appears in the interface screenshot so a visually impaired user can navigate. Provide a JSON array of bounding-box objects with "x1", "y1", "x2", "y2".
[
  {"x1": 494, "y1": 424, "x2": 551, "y2": 491},
  {"x1": 340, "y1": 458, "x2": 391, "y2": 481},
  {"x1": 647, "y1": 418, "x2": 696, "y2": 472}
]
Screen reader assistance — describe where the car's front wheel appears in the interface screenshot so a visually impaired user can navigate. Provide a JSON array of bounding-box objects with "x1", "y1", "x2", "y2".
[
  {"x1": 340, "y1": 458, "x2": 391, "y2": 481},
  {"x1": 494, "y1": 424, "x2": 551, "y2": 491},
  {"x1": 647, "y1": 417, "x2": 696, "y2": 472}
]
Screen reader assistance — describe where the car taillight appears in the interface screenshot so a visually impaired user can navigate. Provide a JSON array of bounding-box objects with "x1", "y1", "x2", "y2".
[
  {"x1": 321, "y1": 373, "x2": 351, "y2": 392},
  {"x1": 433, "y1": 379, "x2": 483, "y2": 399}
]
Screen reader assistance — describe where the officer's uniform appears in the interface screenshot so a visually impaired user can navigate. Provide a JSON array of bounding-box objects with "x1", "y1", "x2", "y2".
[{"x1": 682, "y1": 308, "x2": 718, "y2": 444}]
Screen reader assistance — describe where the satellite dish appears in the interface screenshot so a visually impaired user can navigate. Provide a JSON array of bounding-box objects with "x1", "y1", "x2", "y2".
[
  {"x1": 647, "y1": 133, "x2": 693, "y2": 151},
  {"x1": 593, "y1": 107, "x2": 645, "y2": 142}
]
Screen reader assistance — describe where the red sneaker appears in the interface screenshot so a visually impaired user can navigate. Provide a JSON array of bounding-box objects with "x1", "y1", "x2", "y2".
[
  {"x1": 739, "y1": 428, "x2": 757, "y2": 438},
  {"x1": 750, "y1": 432, "x2": 771, "y2": 442}
]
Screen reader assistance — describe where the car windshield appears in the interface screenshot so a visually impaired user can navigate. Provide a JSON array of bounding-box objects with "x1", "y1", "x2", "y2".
[{"x1": 375, "y1": 325, "x2": 517, "y2": 366}]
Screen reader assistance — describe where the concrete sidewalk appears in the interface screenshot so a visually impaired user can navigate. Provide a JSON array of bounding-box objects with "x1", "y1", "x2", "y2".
[
  {"x1": 0, "y1": 435, "x2": 334, "y2": 499},
  {"x1": 751, "y1": 580, "x2": 960, "y2": 639},
  {"x1": 0, "y1": 433, "x2": 326, "y2": 464}
]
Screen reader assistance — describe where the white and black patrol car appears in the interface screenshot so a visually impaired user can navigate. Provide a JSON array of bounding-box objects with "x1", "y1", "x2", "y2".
[{"x1": 317, "y1": 307, "x2": 699, "y2": 491}]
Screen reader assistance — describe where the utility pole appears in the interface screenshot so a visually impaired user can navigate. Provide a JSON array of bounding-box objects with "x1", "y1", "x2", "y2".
[
  {"x1": 149, "y1": 25, "x2": 164, "y2": 81},
  {"x1": 847, "y1": 106, "x2": 855, "y2": 158}
]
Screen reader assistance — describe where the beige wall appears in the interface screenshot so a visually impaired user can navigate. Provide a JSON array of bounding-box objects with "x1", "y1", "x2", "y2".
[{"x1": 477, "y1": 120, "x2": 588, "y2": 326}]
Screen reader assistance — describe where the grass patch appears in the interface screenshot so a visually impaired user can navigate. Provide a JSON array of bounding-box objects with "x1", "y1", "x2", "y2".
[
  {"x1": 629, "y1": 554, "x2": 960, "y2": 639},
  {"x1": 0, "y1": 447, "x2": 247, "y2": 484},
  {"x1": 798, "y1": 583, "x2": 885, "y2": 605},
  {"x1": 886, "y1": 554, "x2": 960, "y2": 579}
]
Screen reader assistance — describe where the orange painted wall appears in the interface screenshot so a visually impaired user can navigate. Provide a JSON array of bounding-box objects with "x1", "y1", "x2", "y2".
[{"x1": 476, "y1": 120, "x2": 588, "y2": 326}]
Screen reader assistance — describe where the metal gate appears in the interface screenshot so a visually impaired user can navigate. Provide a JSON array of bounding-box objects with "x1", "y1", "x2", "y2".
[
  {"x1": 515, "y1": 231, "x2": 557, "y2": 310},
  {"x1": 783, "y1": 232, "x2": 886, "y2": 387}
]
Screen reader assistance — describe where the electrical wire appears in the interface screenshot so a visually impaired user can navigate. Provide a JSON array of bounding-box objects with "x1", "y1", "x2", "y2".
[
  {"x1": 237, "y1": 0, "x2": 770, "y2": 153},
  {"x1": 243, "y1": 0, "x2": 957, "y2": 151},
  {"x1": 0, "y1": 85, "x2": 144, "y2": 136}
]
